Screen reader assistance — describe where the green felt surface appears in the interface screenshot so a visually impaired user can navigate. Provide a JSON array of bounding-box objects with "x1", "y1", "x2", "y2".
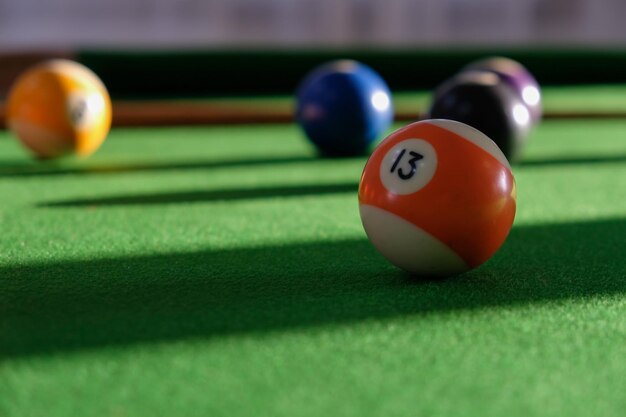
[{"x1": 1, "y1": 116, "x2": 626, "y2": 416}]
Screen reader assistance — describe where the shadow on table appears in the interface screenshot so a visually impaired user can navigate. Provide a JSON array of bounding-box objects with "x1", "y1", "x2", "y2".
[
  {"x1": 1, "y1": 218, "x2": 625, "y2": 358},
  {"x1": 520, "y1": 153, "x2": 626, "y2": 167},
  {"x1": 38, "y1": 182, "x2": 359, "y2": 206},
  {"x1": 3, "y1": 151, "x2": 623, "y2": 179},
  {"x1": 0, "y1": 154, "x2": 351, "y2": 178}
]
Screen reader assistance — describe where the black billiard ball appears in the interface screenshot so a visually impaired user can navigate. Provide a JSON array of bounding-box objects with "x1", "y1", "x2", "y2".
[
  {"x1": 426, "y1": 71, "x2": 532, "y2": 162},
  {"x1": 463, "y1": 57, "x2": 542, "y2": 123}
]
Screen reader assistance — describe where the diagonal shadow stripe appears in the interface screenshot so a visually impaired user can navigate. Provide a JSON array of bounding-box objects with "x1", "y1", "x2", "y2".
[
  {"x1": 0, "y1": 154, "x2": 364, "y2": 178},
  {"x1": 2, "y1": 152, "x2": 622, "y2": 179},
  {"x1": 38, "y1": 182, "x2": 359, "y2": 207},
  {"x1": 520, "y1": 154, "x2": 626, "y2": 167},
  {"x1": 1, "y1": 218, "x2": 624, "y2": 358}
]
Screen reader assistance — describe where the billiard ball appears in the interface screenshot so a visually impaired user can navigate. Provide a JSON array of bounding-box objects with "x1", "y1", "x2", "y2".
[
  {"x1": 463, "y1": 56, "x2": 542, "y2": 123},
  {"x1": 295, "y1": 60, "x2": 394, "y2": 156},
  {"x1": 426, "y1": 71, "x2": 531, "y2": 162},
  {"x1": 6, "y1": 59, "x2": 112, "y2": 159},
  {"x1": 359, "y1": 119, "x2": 516, "y2": 277}
]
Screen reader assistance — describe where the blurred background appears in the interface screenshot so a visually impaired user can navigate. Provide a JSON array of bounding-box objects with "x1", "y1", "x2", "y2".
[
  {"x1": 2, "y1": 0, "x2": 626, "y2": 97},
  {"x1": 2, "y1": 0, "x2": 626, "y2": 50}
]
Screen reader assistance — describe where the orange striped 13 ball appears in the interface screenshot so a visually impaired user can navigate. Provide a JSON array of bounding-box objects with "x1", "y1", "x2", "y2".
[{"x1": 359, "y1": 119, "x2": 517, "y2": 277}]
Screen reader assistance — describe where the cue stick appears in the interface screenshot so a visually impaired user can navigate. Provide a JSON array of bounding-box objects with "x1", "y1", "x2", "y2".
[{"x1": 1, "y1": 100, "x2": 626, "y2": 128}]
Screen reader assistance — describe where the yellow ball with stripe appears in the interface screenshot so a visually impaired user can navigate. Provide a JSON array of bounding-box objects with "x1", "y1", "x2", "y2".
[{"x1": 7, "y1": 59, "x2": 112, "y2": 159}]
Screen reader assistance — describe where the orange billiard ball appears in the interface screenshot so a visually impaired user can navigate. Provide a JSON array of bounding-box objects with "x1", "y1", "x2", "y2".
[
  {"x1": 6, "y1": 59, "x2": 112, "y2": 159},
  {"x1": 359, "y1": 119, "x2": 517, "y2": 278}
]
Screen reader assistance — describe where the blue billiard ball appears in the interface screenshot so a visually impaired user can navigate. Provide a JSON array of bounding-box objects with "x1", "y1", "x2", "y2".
[{"x1": 296, "y1": 60, "x2": 394, "y2": 157}]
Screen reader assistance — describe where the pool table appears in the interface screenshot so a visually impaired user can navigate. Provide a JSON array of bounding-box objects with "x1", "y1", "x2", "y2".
[{"x1": 1, "y1": 55, "x2": 626, "y2": 416}]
